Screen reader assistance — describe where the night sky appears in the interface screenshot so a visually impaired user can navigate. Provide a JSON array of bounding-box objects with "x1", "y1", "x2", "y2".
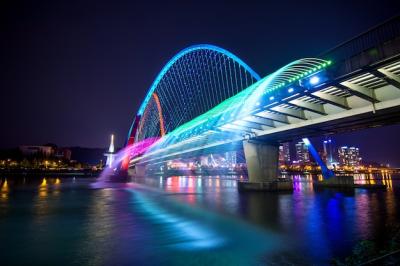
[{"x1": 2, "y1": 1, "x2": 400, "y2": 165}]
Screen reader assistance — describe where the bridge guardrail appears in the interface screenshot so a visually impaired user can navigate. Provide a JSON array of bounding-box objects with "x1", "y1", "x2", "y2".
[{"x1": 321, "y1": 16, "x2": 400, "y2": 77}]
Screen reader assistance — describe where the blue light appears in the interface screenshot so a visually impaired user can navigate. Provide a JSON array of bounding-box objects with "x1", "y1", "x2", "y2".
[
  {"x1": 269, "y1": 96, "x2": 274, "y2": 101},
  {"x1": 309, "y1": 76, "x2": 320, "y2": 85},
  {"x1": 288, "y1": 88, "x2": 294, "y2": 93},
  {"x1": 302, "y1": 138, "x2": 334, "y2": 179},
  {"x1": 136, "y1": 44, "x2": 261, "y2": 116},
  {"x1": 302, "y1": 138, "x2": 310, "y2": 146}
]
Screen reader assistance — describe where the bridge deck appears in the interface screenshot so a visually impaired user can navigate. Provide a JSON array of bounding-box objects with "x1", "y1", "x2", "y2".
[{"x1": 131, "y1": 18, "x2": 400, "y2": 166}]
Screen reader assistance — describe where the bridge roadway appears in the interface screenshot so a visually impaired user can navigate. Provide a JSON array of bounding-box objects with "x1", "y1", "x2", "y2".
[{"x1": 129, "y1": 18, "x2": 400, "y2": 190}]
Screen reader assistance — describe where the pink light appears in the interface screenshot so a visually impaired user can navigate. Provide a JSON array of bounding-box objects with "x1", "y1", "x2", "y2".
[{"x1": 92, "y1": 137, "x2": 160, "y2": 188}]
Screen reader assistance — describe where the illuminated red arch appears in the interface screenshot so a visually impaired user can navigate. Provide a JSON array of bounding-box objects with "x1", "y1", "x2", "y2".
[
  {"x1": 152, "y1": 92, "x2": 166, "y2": 137},
  {"x1": 122, "y1": 93, "x2": 165, "y2": 170},
  {"x1": 126, "y1": 92, "x2": 165, "y2": 147}
]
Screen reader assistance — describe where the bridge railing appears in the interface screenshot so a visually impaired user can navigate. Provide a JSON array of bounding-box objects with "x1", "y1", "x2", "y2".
[{"x1": 321, "y1": 15, "x2": 400, "y2": 77}]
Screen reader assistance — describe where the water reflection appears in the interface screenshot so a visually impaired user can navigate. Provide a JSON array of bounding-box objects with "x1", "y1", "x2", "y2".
[
  {"x1": 382, "y1": 172, "x2": 393, "y2": 190},
  {"x1": 1, "y1": 174, "x2": 400, "y2": 265},
  {"x1": 132, "y1": 174, "x2": 400, "y2": 263},
  {"x1": 39, "y1": 178, "x2": 48, "y2": 198},
  {"x1": 75, "y1": 188, "x2": 114, "y2": 265},
  {"x1": 353, "y1": 172, "x2": 396, "y2": 187},
  {"x1": 1, "y1": 178, "x2": 9, "y2": 201}
]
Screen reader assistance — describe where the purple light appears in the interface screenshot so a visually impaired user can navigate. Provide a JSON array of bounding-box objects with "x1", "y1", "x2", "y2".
[{"x1": 92, "y1": 137, "x2": 160, "y2": 188}]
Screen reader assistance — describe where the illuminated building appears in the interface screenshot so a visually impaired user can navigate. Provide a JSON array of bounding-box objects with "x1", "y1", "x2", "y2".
[
  {"x1": 54, "y1": 148, "x2": 72, "y2": 161},
  {"x1": 323, "y1": 138, "x2": 334, "y2": 166},
  {"x1": 19, "y1": 145, "x2": 54, "y2": 157},
  {"x1": 295, "y1": 141, "x2": 310, "y2": 164},
  {"x1": 225, "y1": 151, "x2": 237, "y2": 167},
  {"x1": 200, "y1": 156, "x2": 208, "y2": 166},
  {"x1": 338, "y1": 146, "x2": 361, "y2": 167},
  {"x1": 279, "y1": 142, "x2": 291, "y2": 164},
  {"x1": 19, "y1": 145, "x2": 71, "y2": 162}
]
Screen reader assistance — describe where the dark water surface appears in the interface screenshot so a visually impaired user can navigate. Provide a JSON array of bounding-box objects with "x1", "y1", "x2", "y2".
[{"x1": 1, "y1": 174, "x2": 399, "y2": 265}]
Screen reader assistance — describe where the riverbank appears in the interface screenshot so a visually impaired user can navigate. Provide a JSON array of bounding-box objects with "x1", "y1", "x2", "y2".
[{"x1": 0, "y1": 169, "x2": 101, "y2": 177}]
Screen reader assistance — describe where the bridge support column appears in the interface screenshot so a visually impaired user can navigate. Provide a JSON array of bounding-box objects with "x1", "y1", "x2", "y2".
[
  {"x1": 133, "y1": 164, "x2": 146, "y2": 177},
  {"x1": 238, "y1": 140, "x2": 292, "y2": 192}
]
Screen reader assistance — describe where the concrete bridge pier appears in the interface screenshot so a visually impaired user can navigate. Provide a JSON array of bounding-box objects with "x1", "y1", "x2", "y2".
[
  {"x1": 238, "y1": 140, "x2": 293, "y2": 192},
  {"x1": 132, "y1": 164, "x2": 146, "y2": 177}
]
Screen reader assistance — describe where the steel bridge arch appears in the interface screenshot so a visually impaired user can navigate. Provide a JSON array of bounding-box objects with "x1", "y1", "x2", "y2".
[
  {"x1": 136, "y1": 92, "x2": 166, "y2": 139},
  {"x1": 126, "y1": 44, "x2": 261, "y2": 146}
]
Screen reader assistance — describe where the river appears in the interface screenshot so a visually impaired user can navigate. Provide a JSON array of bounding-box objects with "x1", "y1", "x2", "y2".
[{"x1": 0, "y1": 173, "x2": 399, "y2": 265}]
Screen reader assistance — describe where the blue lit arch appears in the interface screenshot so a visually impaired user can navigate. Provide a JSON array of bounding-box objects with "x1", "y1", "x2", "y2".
[
  {"x1": 137, "y1": 44, "x2": 261, "y2": 115},
  {"x1": 127, "y1": 44, "x2": 261, "y2": 144}
]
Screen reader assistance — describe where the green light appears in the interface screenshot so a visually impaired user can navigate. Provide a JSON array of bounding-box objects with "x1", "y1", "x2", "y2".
[{"x1": 156, "y1": 57, "x2": 334, "y2": 144}]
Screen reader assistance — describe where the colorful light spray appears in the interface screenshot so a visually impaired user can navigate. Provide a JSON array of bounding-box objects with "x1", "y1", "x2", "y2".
[{"x1": 92, "y1": 137, "x2": 159, "y2": 188}]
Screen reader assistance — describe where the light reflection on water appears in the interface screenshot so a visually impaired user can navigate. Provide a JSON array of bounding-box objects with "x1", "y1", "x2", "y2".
[
  {"x1": 1, "y1": 178, "x2": 9, "y2": 201},
  {"x1": 0, "y1": 173, "x2": 400, "y2": 265}
]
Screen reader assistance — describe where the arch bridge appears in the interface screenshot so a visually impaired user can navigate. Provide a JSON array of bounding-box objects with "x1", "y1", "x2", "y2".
[{"x1": 126, "y1": 17, "x2": 400, "y2": 190}]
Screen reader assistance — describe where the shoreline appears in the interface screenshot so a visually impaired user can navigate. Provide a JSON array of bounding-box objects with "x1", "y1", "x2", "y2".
[{"x1": 0, "y1": 169, "x2": 100, "y2": 177}]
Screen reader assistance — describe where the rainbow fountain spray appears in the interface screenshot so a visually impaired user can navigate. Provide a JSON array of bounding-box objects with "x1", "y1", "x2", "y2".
[{"x1": 92, "y1": 137, "x2": 159, "y2": 188}]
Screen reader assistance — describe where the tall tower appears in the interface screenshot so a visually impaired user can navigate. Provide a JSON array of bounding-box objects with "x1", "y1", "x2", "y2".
[
  {"x1": 295, "y1": 141, "x2": 310, "y2": 164},
  {"x1": 104, "y1": 134, "x2": 116, "y2": 167},
  {"x1": 323, "y1": 138, "x2": 334, "y2": 166},
  {"x1": 279, "y1": 142, "x2": 291, "y2": 165}
]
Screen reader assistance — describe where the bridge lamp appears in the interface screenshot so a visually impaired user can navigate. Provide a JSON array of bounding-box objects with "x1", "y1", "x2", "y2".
[
  {"x1": 309, "y1": 75, "x2": 320, "y2": 85},
  {"x1": 288, "y1": 88, "x2": 294, "y2": 93}
]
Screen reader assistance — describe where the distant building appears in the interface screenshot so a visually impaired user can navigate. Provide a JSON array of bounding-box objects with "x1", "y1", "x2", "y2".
[
  {"x1": 20, "y1": 145, "x2": 72, "y2": 161},
  {"x1": 338, "y1": 146, "x2": 361, "y2": 167},
  {"x1": 279, "y1": 142, "x2": 291, "y2": 164},
  {"x1": 19, "y1": 145, "x2": 54, "y2": 157},
  {"x1": 323, "y1": 139, "x2": 335, "y2": 165},
  {"x1": 200, "y1": 156, "x2": 208, "y2": 166},
  {"x1": 54, "y1": 148, "x2": 72, "y2": 161},
  {"x1": 295, "y1": 141, "x2": 310, "y2": 164},
  {"x1": 225, "y1": 151, "x2": 237, "y2": 167}
]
